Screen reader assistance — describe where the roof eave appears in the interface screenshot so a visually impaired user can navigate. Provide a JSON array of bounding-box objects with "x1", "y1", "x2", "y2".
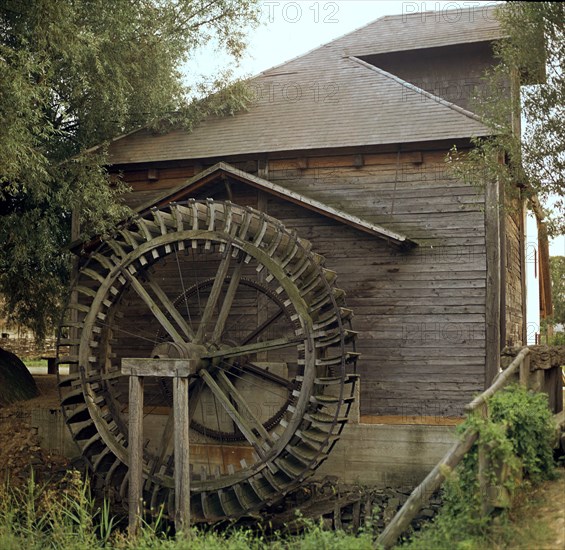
[{"x1": 136, "y1": 162, "x2": 416, "y2": 249}]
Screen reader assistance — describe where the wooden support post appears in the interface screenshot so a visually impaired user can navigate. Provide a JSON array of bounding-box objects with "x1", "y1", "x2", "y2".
[
  {"x1": 477, "y1": 403, "x2": 492, "y2": 516},
  {"x1": 519, "y1": 352, "x2": 531, "y2": 388},
  {"x1": 122, "y1": 357, "x2": 196, "y2": 536},
  {"x1": 174, "y1": 375, "x2": 191, "y2": 532},
  {"x1": 485, "y1": 174, "x2": 501, "y2": 387},
  {"x1": 42, "y1": 356, "x2": 57, "y2": 375},
  {"x1": 128, "y1": 375, "x2": 144, "y2": 535}
]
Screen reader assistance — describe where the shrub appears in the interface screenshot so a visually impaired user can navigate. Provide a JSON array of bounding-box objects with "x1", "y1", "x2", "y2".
[{"x1": 401, "y1": 384, "x2": 556, "y2": 549}]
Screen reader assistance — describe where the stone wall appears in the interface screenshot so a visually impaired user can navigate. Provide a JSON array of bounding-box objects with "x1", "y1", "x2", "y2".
[{"x1": 0, "y1": 335, "x2": 56, "y2": 360}]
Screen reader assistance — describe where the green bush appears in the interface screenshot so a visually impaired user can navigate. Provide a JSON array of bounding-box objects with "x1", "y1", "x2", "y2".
[
  {"x1": 401, "y1": 384, "x2": 556, "y2": 549},
  {"x1": 487, "y1": 384, "x2": 555, "y2": 480}
]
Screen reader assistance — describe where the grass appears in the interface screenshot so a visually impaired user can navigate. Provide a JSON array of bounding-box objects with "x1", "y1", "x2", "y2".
[
  {"x1": 0, "y1": 472, "x2": 374, "y2": 550},
  {"x1": 22, "y1": 359, "x2": 47, "y2": 370},
  {"x1": 1, "y1": 468, "x2": 562, "y2": 549}
]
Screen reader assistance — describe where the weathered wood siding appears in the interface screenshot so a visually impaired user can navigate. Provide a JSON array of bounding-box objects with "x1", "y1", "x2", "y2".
[
  {"x1": 360, "y1": 42, "x2": 502, "y2": 111},
  {"x1": 504, "y1": 205, "x2": 525, "y2": 347},
  {"x1": 265, "y1": 150, "x2": 487, "y2": 417},
  {"x1": 112, "y1": 147, "x2": 490, "y2": 417}
]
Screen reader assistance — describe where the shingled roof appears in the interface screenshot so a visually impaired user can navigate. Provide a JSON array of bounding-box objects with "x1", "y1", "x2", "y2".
[{"x1": 107, "y1": 7, "x2": 502, "y2": 165}]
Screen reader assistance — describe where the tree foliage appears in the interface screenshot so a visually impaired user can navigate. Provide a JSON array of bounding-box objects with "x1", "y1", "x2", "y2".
[
  {"x1": 0, "y1": 0, "x2": 260, "y2": 339},
  {"x1": 549, "y1": 256, "x2": 565, "y2": 327},
  {"x1": 497, "y1": 2, "x2": 565, "y2": 233},
  {"x1": 449, "y1": 2, "x2": 565, "y2": 235}
]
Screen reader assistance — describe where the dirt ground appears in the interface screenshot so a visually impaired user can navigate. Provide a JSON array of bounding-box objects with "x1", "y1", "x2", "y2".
[
  {"x1": 503, "y1": 468, "x2": 565, "y2": 550},
  {"x1": 0, "y1": 376, "x2": 69, "y2": 488}
]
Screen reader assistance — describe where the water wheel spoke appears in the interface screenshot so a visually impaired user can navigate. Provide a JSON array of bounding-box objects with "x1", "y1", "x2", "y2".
[
  {"x1": 239, "y1": 361, "x2": 293, "y2": 388},
  {"x1": 122, "y1": 269, "x2": 185, "y2": 344},
  {"x1": 194, "y1": 247, "x2": 233, "y2": 343},
  {"x1": 211, "y1": 258, "x2": 244, "y2": 344},
  {"x1": 200, "y1": 370, "x2": 266, "y2": 457},
  {"x1": 145, "y1": 275, "x2": 195, "y2": 341},
  {"x1": 203, "y1": 336, "x2": 303, "y2": 360},
  {"x1": 241, "y1": 308, "x2": 285, "y2": 345},
  {"x1": 215, "y1": 370, "x2": 272, "y2": 443}
]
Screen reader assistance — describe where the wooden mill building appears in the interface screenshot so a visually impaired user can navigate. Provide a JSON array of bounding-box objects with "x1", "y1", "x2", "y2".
[{"x1": 102, "y1": 8, "x2": 524, "y2": 439}]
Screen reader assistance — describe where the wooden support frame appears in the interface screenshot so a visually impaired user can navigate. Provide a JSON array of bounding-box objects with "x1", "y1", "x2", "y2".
[
  {"x1": 127, "y1": 374, "x2": 144, "y2": 534},
  {"x1": 122, "y1": 358, "x2": 197, "y2": 535}
]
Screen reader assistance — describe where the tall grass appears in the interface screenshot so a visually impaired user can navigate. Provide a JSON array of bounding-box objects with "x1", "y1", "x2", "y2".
[{"x1": 0, "y1": 471, "x2": 374, "y2": 549}]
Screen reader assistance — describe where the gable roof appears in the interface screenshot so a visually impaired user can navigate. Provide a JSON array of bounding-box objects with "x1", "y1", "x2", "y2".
[
  {"x1": 107, "y1": 7, "x2": 502, "y2": 165},
  {"x1": 136, "y1": 162, "x2": 416, "y2": 248},
  {"x1": 324, "y1": 5, "x2": 502, "y2": 58}
]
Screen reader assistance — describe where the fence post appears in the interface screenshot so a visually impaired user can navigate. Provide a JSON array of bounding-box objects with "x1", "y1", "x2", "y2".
[
  {"x1": 174, "y1": 374, "x2": 191, "y2": 532},
  {"x1": 477, "y1": 402, "x2": 492, "y2": 516},
  {"x1": 519, "y1": 352, "x2": 531, "y2": 388}
]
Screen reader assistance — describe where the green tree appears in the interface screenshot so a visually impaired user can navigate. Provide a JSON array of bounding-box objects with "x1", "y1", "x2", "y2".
[
  {"x1": 449, "y1": 2, "x2": 565, "y2": 234},
  {"x1": 496, "y1": 2, "x2": 565, "y2": 234},
  {"x1": 549, "y1": 256, "x2": 565, "y2": 327},
  {"x1": 0, "y1": 0, "x2": 260, "y2": 340}
]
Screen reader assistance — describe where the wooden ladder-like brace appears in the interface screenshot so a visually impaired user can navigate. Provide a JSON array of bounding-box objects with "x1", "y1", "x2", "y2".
[{"x1": 121, "y1": 358, "x2": 196, "y2": 535}]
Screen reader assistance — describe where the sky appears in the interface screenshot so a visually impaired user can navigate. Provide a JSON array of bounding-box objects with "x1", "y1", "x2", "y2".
[
  {"x1": 187, "y1": 1, "x2": 502, "y2": 83},
  {"x1": 187, "y1": 0, "x2": 563, "y2": 257}
]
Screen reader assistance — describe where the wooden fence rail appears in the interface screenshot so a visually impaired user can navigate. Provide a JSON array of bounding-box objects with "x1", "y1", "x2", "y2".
[{"x1": 376, "y1": 347, "x2": 532, "y2": 549}]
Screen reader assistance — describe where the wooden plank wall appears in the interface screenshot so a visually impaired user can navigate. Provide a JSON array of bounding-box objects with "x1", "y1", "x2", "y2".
[
  {"x1": 504, "y1": 207, "x2": 525, "y2": 347},
  {"x1": 112, "y1": 148, "x2": 490, "y2": 417},
  {"x1": 265, "y1": 151, "x2": 487, "y2": 417}
]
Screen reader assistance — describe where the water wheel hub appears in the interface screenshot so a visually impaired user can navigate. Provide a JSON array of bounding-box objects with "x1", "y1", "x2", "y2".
[{"x1": 151, "y1": 342, "x2": 209, "y2": 374}]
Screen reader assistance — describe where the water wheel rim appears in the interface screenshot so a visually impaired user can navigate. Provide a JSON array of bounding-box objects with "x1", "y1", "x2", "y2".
[{"x1": 58, "y1": 201, "x2": 356, "y2": 521}]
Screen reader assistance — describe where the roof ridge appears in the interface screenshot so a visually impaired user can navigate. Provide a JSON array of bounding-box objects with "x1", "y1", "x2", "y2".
[{"x1": 348, "y1": 56, "x2": 485, "y2": 124}]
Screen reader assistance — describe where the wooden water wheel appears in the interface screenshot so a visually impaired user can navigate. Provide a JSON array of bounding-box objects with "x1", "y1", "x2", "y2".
[{"x1": 57, "y1": 200, "x2": 357, "y2": 522}]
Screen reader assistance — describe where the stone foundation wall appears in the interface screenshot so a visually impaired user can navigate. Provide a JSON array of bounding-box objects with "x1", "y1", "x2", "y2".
[{"x1": 0, "y1": 336, "x2": 56, "y2": 360}]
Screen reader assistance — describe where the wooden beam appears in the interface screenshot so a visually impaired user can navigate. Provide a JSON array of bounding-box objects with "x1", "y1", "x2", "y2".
[
  {"x1": 257, "y1": 158, "x2": 269, "y2": 180},
  {"x1": 485, "y1": 174, "x2": 501, "y2": 387},
  {"x1": 128, "y1": 375, "x2": 144, "y2": 535},
  {"x1": 499, "y1": 185, "x2": 507, "y2": 347},
  {"x1": 519, "y1": 352, "x2": 531, "y2": 388},
  {"x1": 520, "y1": 198, "x2": 528, "y2": 345},
  {"x1": 174, "y1": 375, "x2": 191, "y2": 532},
  {"x1": 122, "y1": 358, "x2": 197, "y2": 378}
]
